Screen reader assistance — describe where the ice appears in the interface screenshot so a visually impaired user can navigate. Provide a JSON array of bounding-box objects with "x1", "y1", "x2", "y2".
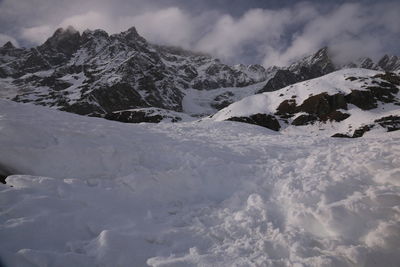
[{"x1": 0, "y1": 99, "x2": 399, "y2": 266}]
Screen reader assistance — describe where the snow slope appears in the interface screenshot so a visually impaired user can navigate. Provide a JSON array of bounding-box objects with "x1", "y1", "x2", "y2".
[
  {"x1": 182, "y1": 80, "x2": 269, "y2": 116},
  {"x1": 213, "y1": 69, "x2": 382, "y2": 119},
  {"x1": 0, "y1": 100, "x2": 400, "y2": 266},
  {"x1": 213, "y1": 68, "x2": 400, "y2": 137}
]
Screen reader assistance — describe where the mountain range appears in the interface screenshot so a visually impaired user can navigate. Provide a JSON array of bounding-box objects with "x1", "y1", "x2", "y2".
[{"x1": 0, "y1": 26, "x2": 399, "y2": 135}]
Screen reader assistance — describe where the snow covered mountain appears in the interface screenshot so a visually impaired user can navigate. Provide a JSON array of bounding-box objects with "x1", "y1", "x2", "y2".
[
  {"x1": 258, "y1": 47, "x2": 400, "y2": 93},
  {"x1": 2, "y1": 26, "x2": 399, "y2": 123},
  {"x1": 1, "y1": 98, "x2": 399, "y2": 266},
  {"x1": 213, "y1": 68, "x2": 400, "y2": 137},
  {"x1": 0, "y1": 26, "x2": 267, "y2": 119}
]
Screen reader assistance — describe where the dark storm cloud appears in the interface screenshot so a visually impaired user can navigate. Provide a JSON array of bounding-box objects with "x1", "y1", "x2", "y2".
[{"x1": 0, "y1": 0, "x2": 399, "y2": 66}]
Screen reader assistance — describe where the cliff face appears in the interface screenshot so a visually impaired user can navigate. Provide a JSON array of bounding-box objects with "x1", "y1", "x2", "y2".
[{"x1": 0, "y1": 26, "x2": 267, "y2": 117}]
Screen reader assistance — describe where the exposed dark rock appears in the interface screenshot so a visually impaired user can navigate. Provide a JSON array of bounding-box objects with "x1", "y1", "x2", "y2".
[
  {"x1": 332, "y1": 133, "x2": 352, "y2": 138},
  {"x1": 0, "y1": 175, "x2": 6, "y2": 184},
  {"x1": 91, "y1": 83, "x2": 149, "y2": 113},
  {"x1": 352, "y1": 125, "x2": 374, "y2": 138},
  {"x1": 61, "y1": 101, "x2": 104, "y2": 116},
  {"x1": 105, "y1": 108, "x2": 183, "y2": 123},
  {"x1": 0, "y1": 164, "x2": 14, "y2": 184},
  {"x1": 375, "y1": 115, "x2": 400, "y2": 132},
  {"x1": 259, "y1": 70, "x2": 298, "y2": 93},
  {"x1": 334, "y1": 115, "x2": 400, "y2": 138},
  {"x1": 276, "y1": 93, "x2": 350, "y2": 123},
  {"x1": 333, "y1": 116, "x2": 400, "y2": 138},
  {"x1": 276, "y1": 99, "x2": 297, "y2": 116},
  {"x1": 324, "y1": 111, "x2": 350, "y2": 122},
  {"x1": 345, "y1": 90, "x2": 377, "y2": 110},
  {"x1": 105, "y1": 110, "x2": 164, "y2": 123},
  {"x1": 373, "y1": 72, "x2": 400, "y2": 86},
  {"x1": 227, "y1": 113, "x2": 281, "y2": 131},
  {"x1": 345, "y1": 76, "x2": 358, "y2": 82},
  {"x1": 40, "y1": 77, "x2": 72, "y2": 91},
  {"x1": 367, "y1": 86, "x2": 398, "y2": 103},
  {"x1": 292, "y1": 114, "x2": 318, "y2": 126},
  {"x1": 298, "y1": 93, "x2": 347, "y2": 116}
]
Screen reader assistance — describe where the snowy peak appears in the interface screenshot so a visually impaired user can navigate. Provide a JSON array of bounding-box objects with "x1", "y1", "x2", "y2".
[
  {"x1": 0, "y1": 26, "x2": 269, "y2": 121},
  {"x1": 378, "y1": 54, "x2": 400, "y2": 72},
  {"x1": 121, "y1": 26, "x2": 141, "y2": 39},
  {"x1": 288, "y1": 46, "x2": 334, "y2": 75},
  {"x1": 40, "y1": 26, "x2": 81, "y2": 56},
  {"x1": 259, "y1": 47, "x2": 400, "y2": 94},
  {"x1": 259, "y1": 47, "x2": 335, "y2": 93},
  {"x1": 1, "y1": 41, "x2": 15, "y2": 49},
  {"x1": 342, "y1": 57, "x2": 379, "y2": 70}
]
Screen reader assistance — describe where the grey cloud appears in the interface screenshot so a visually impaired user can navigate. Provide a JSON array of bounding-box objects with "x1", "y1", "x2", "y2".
[
  {"x1": 264, "y1": 2, "x2": 400, "y2": 66},
  {"x1": 0, "y1": 33, "x2": 19, "y2": 47},
  {"x1": 0, "y1": 0, "x2": 399, "y2": 67}
]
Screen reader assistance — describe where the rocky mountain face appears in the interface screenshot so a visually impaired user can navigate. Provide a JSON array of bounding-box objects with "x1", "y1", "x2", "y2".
[
  {"x1": 0, "y1": 26, "x2": 267, "y2": 118},
  {"x1": 212, "y1": 69, "x2": 400, "y2": 137},
  {"x1": 258, "y1": 47, "x2": 400, "y2": 94},
  {"x1": 1, "y1": 26, "x2": 399, "y2": 124}
]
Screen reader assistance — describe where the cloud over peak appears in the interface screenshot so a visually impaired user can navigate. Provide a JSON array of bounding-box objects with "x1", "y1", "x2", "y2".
[{"x1": 1, "y1": 0, "x2": 399, "y2": 67}]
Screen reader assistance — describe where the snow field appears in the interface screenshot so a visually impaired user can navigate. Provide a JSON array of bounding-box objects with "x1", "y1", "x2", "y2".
[
  {"x1": 212, "y1": 68, "x2": 387, "y2": 121},
  {"x1": 0, "y1": 99, "x2": 399, "y2": 266}
]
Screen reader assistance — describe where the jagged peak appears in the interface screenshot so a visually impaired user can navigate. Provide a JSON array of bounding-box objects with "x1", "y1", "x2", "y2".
[
  {"x1": 312, "y1": 46, "x2": 330, "y2": 60},
  {"x1": 2, "y1": 41, "x2": 15, "y2": 49},
  {"x1": 118, "y1": 26, "x2": 141, "y2": 39},
  {"x1": 378, "y1": 54, "x2": 398, "y2": 63},
  {"x1": 82, "y1": 28, "x2": 108, "y2": 36},
  {"x1": 377, "y1": 54, "x2": 400, "y2": 72},
  {"x1": 126, "y1": 26, "x2": 139, "y2": 35},
  {"x1": 44, "y1": 26, "x2": 81, "y2": 46},
  {"x1": 52, "y1": 26, "x2": 79, "y2": 37},
  {"x1": 40, "y1": 25, "x2": 81, "y2": 57},
  {"x1": 287, "y1": 46, "x2": 334, "y2": 73},
  {"x1": 118, "y1": 26, "x2": 147, "y2": 42},
  {"x1": 81, "y1": 29, "x2": 109, "y2": 42}
]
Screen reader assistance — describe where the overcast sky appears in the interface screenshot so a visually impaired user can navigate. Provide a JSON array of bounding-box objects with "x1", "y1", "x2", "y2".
[{"x1": 1, "y1": 0, "x2": 399, "y2": 66}]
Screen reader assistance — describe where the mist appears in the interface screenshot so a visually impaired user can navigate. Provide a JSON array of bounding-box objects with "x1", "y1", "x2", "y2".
[{"x1": 1, "y1": 0, "x2": 399, "y2": 67}]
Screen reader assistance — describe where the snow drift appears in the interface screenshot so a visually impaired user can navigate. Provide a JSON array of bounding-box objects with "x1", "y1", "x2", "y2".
[{"x1": 0, "y1": 99, "x2": 400, "y2": 266}]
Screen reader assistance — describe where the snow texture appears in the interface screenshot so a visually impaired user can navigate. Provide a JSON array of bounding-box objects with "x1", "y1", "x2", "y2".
[
  {"x1": 212, "y1": 68, "x2": 400, "y2": 137},
  {"x1": 0, "y1": 99, "x2": 399, "y2": 267}
]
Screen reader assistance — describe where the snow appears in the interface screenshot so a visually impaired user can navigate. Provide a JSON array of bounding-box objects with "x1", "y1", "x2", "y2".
[
  {"x1": 212, "y1": 68, "x2": 400, "y2": 136},
  {"x1": 182, "y1": 81, "x2": 269, "y2": 117},
  {"x1": 0, "y1": 99, "x2": 400, "y2": 267},
  {"x1": 214, "y1": 68, "x2": 380, "y2": 121}
]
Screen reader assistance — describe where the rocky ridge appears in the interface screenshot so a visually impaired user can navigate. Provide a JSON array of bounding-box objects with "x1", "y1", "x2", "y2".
[
  {"x1": 0, "y1": 26, "x2": 267, "y2": 119},
  {"x1": 1, "y1": 26, "x2": 400, "y2": 124},
  {"x1": 258, "y1": 47, "x2": 400, "y2": 94}
]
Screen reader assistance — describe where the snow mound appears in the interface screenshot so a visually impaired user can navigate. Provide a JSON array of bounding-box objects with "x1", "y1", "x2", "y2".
[
  {"x1": 212, "y1": 68, "x2": 400, "y2": 137},
  {"x1": 0, "y1": 100, "x2": 400, "y2": 266},
  {"x1": 213, "y1": 68, "x2": 380, "y2": 121}
]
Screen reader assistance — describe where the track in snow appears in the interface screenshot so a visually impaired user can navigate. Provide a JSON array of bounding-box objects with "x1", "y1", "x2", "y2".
[{"x1": 0, "y1": 100, "x2": 399, "y2": 266}]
